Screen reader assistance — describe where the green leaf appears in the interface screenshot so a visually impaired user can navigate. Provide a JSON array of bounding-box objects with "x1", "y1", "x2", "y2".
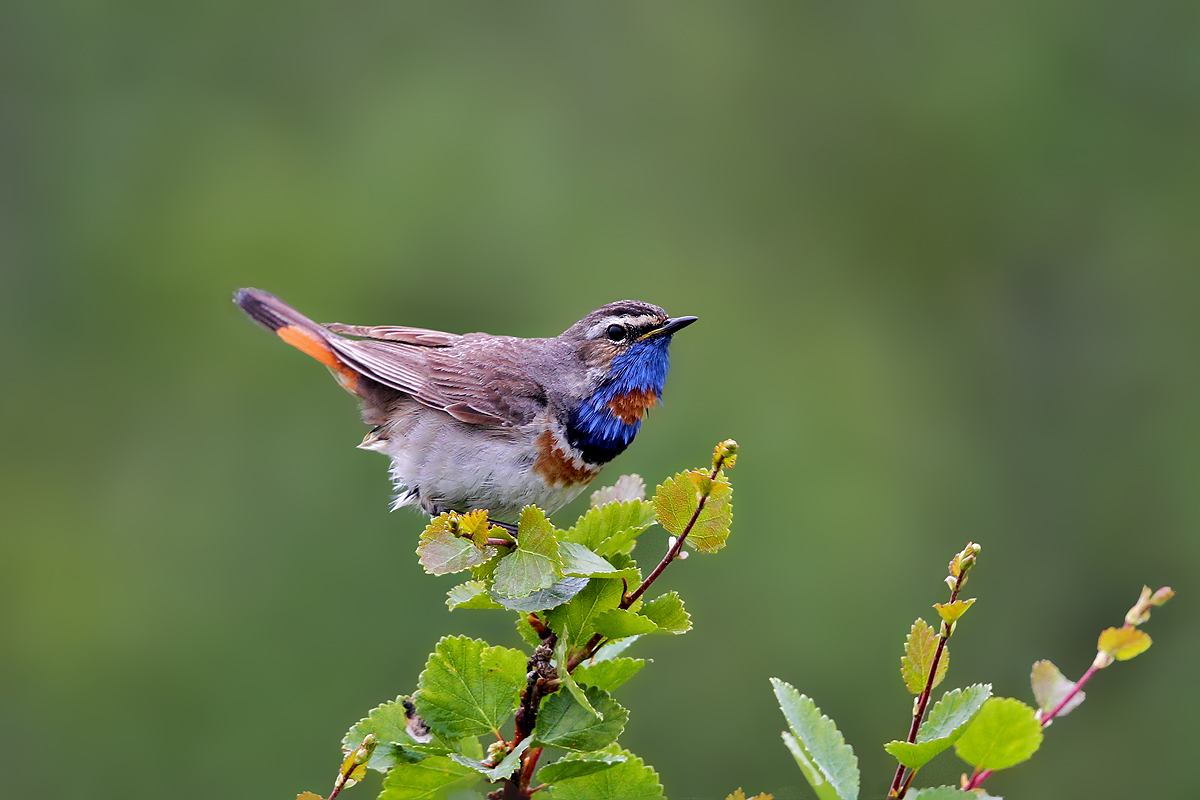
[
  {"x1": 544, "y1": 577, "x2": 625, "y2": 652},
  {"x1": 491, "y1": 506, "x2": 564, "y2": 599},
  {"x1": 532, "y1": 685, "x2": 629, "y2": 751},
  {"x1": 885, "y1": 683, "x2": 991, "y2": 770},
  {"x1": 593, "y1": 608, "x2": 659, "y2": 639},
  {"x1": 379, "y1": 755, "x2": 479, "y2": 799},
  {"x1": 468, "y1": 557, "x2": 504, "y2": 588},
  {"x1": 560, "y1": 542, "x2": 620, "y2": 577},
  {"x1": 771, "y1": 678, "x2": 859, "y2": 800},
  {"x1": 653, "y1": 470, "x2": 733, "y2": 552},
  {"x1": 883, "y1": 740, "x2": 948, "y2": 772},
  {"x1": 1097, "y1": 627, "x2": 1152, "y2": 661},
  {"x1": 416, "y1": 515, "x2": 497, "y2": 576},
  {"x1": 640, "y1": 591, "x2": 691, "y2": 634},
  {"x1": 446, "y1": 581, "x2": 505, "y2": 610},
  {"x1": 781, "y1": 731, "x2": 840, "y2": 800},
  {"x1": 449, "y1": 738, "x2": 530, "y2": 781},
  {"x1": 516, "y1": 614, "x2": 543, "y2": 648},
  {"x1": 901, "y1": 619, "x2": 947, "y2": 695},
  {"x1": 554, "y1": 629, "x2": 600, "y2": 718},
  {"x1": 573, "y1": 658, "x2": 646, "y2": 692},
  {"x1": 954, "y1": 697, "x2": 1043, "y2": 771},
  {"x1": 907, "y1": 788, "x2": 977, "y2": 799},
  {"x1": 537, "y1": 750, "x2": 628, "y2": 784},
  {"x1": 458, "y1": 734, "x2": 485, "y2": 761},
  {"x1": 918, "y1": 683, "x2": 992, "y2": 743},
  {"x1": 491, "y1": 576, "x2": 590, "y2": 612},
  {"x1": 416, "y1": 636, "x2": 527, "y2": 740},
  {"x1": 343, "y1": 696, "x2": 429, "y2": 772},
  {"x1": 591, "y1": 475, "x2": 646, "y2": 506},
  {"x1": 605, "y1": 551, "x2": 639, "y2": 573},
  {"x1": 589, "y1": 635, "x2": 642, "y2": 663},
  {"x1": 1031, "y1": 660, "x2": 1084, "y2": 717},
  {"x1": 565, "y1": 500, "x2": 657, "y2": 555},
  {"x1": 545, "y1": 747, "x2": 662, "y2": 799},
  {"x1": 595, "y1": 526, "x2": 650, "y2": 558},
  {"x1": 934, "y1": 598, "x2": 975, "y2": 625}
]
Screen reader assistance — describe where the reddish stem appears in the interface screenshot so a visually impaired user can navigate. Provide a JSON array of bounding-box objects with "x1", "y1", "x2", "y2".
[
  {"x1": 517, "y1": 747, "x2": 544, "y2": 797},
  {"x1": 890, "y1": 571, "x2": 966, "y2": 798},
  {"x1": 626, "y1": 460, "x2": 724, "y2": 607},
  {"x1": 1043, "y1": 662, "x2": 1099, "y2": 723},
  {"x1": 962, "y1": 660, "x2": 1103, "y2": 791},
  {"x1": 526, "y1": 454, "x2": 732, "y2": 792},
  {"x1": 566, "y1": 458, "x2": 728, "y2": 674}
]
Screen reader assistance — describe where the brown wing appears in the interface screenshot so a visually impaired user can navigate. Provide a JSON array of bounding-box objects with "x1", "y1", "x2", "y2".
[
  {"x1": 324, "y1": 323, "x2": 461, "y2": 347},
  {"x1": 328, "y1": 334, "x2": 546, "y2": 428},
  {"x1": 236, "y1": 288, "x2": 544, "y2": 427}
]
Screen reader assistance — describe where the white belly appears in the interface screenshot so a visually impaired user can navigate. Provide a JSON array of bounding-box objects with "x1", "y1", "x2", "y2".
[{"x1": 367, "y1": 408, "x2": 596, "y2": 524}]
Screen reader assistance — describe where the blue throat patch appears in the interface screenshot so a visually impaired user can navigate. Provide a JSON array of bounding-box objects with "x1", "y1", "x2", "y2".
[{"x1": 566, "y1": 336, "x2": 674, "y2": 464}]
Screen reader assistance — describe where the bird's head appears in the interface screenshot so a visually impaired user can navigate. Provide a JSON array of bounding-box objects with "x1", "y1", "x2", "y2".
[
  {"x1": 563, "y1": 301, "x2": 697, "y2": 463},
  {"x1": 565, "y1": 300, "x2": 698, "y2": 386}
]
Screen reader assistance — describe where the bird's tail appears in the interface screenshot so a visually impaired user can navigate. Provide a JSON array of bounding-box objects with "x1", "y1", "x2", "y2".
[{"x1": 233, "y1": 288, "x2": 362, "y2": 394}]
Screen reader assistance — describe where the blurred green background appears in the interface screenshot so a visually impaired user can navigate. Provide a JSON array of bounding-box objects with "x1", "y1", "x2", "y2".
[{"x1": 3, "y1": 3, "x2": 1197, "y2": 798}]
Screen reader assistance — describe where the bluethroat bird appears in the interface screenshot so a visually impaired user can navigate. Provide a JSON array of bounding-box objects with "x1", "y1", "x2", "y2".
[{"x1": 234, "y1": 289, "x2": 697, "y2": 525}]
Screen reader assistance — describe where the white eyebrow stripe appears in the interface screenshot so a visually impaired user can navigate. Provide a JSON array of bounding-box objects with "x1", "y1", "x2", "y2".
[{"x1": 586, "y1": 314, "x2": 662, "y2": 339}]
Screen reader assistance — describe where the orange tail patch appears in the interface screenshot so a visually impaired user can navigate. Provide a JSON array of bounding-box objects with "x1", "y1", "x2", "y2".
[{"x1": 275, "y1": 325, "x2": 360, "y2": 394}]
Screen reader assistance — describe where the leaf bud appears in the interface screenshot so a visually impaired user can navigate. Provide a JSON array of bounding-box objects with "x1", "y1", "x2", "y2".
[
  {"x1": 351, "y1": 734, "x2": 377, "y2": 767},
  {"x1": 1124, "y1": 585, "x2": 1171, "y2": 626},
  {"x1": 1125, "y1": 606, "x2": 1150, "y2": 627},
  {"x1": 713, "y1": 439, "x2": 739, "y2": 470},
  {"x1": 944, "y1": 575, "x2": 956, "y2": 590},
  {"x1": 1151, "y1": 586, "x2": 1175, "y2": 606},
  {"x1": 485, "y1": 740, "x2": 508, "y2": 766},
  {"x1": 335, "y1": 733, "x2": 378, "y2": 790}
]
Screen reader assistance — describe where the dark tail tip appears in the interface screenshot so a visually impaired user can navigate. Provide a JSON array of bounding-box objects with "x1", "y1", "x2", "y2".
[{"x1": 233, "y1": 287, "x2": 288, "y2": 331}]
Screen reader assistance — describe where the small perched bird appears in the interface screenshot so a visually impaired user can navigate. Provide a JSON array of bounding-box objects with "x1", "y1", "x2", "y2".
[{"x1": 234, "y1": 289, "x2": 696, "y2": 524}]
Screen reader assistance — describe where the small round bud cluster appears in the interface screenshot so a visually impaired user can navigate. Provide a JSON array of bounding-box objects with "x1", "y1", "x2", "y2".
[
  {"x1": 1124, "y1": 585, "x2": 1175, "y2": 626},
  {"x1": 713, "y1": 439, "x2": 739, "y2": 470},
  {"x1": 948, "y1": 542, "x2": 981, "y2": 583},
  {"x1": 485, "y1": 740, "x2": 508, "y2": 766}
]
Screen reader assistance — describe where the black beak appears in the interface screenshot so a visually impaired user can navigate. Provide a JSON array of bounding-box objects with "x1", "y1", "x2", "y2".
[{"x1": 639, "y1": 315, "x2": 698, "y2": 341}]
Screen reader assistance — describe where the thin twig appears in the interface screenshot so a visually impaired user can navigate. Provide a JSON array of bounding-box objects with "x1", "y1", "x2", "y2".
[
  {"x1": 565, "y1": 455, "x2": 730, "y2": 674},
  {"x1": 1043, "y1": 662, "x2": 1099, "y2": 723},
  {"x1": 962, "y1": 660, "x2": 1102, "y2": 792},
  {"x1": 625, "y1": 459, "x2": 724, "y2": 608},
  {"x1": 890, "y1": 570, "x2": 966, "y2": 798},
  {"x1": 518, "y1": 747, "x2": 544, "y2": 796},
  {"x1": 508, "y1": 634, "x2": 557, "y2": 797}
]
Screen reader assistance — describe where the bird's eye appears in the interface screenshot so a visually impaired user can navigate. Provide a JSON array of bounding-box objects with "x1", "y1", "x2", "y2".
[{"x1": 605, "y1": 324, "x2": 627, "y2": 342}]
